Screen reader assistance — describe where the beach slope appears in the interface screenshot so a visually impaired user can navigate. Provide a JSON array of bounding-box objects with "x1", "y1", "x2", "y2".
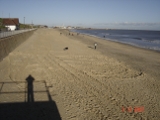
[{"x1": 0, "y1": 28, "x2": 159, "y2": 120}]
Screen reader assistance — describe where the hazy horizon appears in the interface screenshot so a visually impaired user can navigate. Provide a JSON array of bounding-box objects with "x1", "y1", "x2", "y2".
[{"x1": 0, "y1": 0, "x2": 160, "y2": 30}]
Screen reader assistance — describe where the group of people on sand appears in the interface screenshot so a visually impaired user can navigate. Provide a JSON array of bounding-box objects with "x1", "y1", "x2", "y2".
[
  {"x1": 60, "y1": 32, "x2": 80, "y2": 36},
  {"x1": 60, "y1": 32, "x2": 73, "y2": 36},
  {"x1": 68, "y1": 32, "x2": 74, "y2": 36},
  {"x1": 60, "y1": 32, "x2": 98, "y2": 50}
]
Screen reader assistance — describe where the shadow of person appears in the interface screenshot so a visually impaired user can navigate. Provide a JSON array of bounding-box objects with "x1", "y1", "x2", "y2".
[
  {"x1": 0, "y1": 76, "x2": 62, "y2": 120},
  {"x1": 26, "y1": 75, "x2": 35, "y2": 102}
]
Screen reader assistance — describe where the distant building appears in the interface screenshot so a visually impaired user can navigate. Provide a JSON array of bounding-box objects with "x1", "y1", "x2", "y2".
[
  {"x1": 67, "y1": 26, "x2": 72, "y2": 29},
  {"x1": 2, "y1": 18, "x2": 19, "y2": 31}
]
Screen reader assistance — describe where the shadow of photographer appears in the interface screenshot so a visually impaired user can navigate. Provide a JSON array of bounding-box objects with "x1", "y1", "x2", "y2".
[
  {"x1": 0, "y1": 75, "x2": 61, "y2": 120},
  {"x1": 26, "y1": 75, "x2": 34, "y2": 102}
]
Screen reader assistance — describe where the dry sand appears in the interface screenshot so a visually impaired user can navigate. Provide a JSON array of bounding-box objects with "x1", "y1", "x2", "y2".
[{"x1": 0, "y1": 28, "x2": 160, "y2": 120}]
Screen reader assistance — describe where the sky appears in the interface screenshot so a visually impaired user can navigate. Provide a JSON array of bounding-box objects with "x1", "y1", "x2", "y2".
[{"x1": 0, "y1": 0, "x2": 160, "y2": 30}]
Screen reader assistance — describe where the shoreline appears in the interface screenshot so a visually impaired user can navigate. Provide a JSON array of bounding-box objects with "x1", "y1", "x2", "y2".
[
  {"x1": 74, "y1": 28, "x2": 160, "y2": 32},
  {"x1": 70, "y1": 29, "x2": 160, "y2": 52},
  {"x1": 80, "y1": 32, "x2": 160, "y2": 53},
  {"x1": 59, "y1": 29, "x2": 160, "y2": 80}
]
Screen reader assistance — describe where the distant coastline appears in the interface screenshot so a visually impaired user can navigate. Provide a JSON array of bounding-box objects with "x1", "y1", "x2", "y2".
[{"x1": 74, "y1": 28, "x2": 160, "y2": 32}]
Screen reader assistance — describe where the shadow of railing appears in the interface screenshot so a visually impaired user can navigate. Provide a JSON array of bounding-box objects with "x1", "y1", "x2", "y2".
[{"x1": 0, "y1": 75, "x2": 61, "y2": 120}]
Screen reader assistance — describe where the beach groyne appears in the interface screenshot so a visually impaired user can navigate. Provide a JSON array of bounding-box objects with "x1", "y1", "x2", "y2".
[{"x1": 0, "y1": 30, "x2": 35, "y2": 61}]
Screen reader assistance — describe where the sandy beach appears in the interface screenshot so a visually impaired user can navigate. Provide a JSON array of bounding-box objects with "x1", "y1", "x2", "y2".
[{"x1": 0, "y1": 28, "x2": 160, "y2": 120}]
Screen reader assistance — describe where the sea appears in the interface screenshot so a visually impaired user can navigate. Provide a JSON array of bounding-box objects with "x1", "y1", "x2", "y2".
[{"x1": 71, "y1": 29, "x2": 160, "y2": 51}]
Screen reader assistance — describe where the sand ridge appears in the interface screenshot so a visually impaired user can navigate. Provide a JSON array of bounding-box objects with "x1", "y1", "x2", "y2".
[{"x1": 0, "y1": 28, "x2": 159, "y2": 120}]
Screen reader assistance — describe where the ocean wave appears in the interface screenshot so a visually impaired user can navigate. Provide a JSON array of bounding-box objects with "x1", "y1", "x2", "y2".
[
  {"x1": 121, "y1": 42, "x2": 160, "y2": 51},
  {"x1": 140, "y1": 39, "x2": 160, "y2": 44},
  {"x1": 105, "y1": 33, "x2": 111, "y2": 36},
  {"x1": 145, "y1": 46, "x2": 160, "y2": 51},
  {"x1": 133, "y1": 37, "x2": 142, "y2": 40},
  {"x1": 150, "y1": 40, "x2": 160, "y2": 44}
]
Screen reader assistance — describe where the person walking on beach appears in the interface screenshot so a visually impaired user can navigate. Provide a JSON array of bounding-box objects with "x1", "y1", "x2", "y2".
[{"x1": 94, "y1": 43, "x2": 97, "y2": 49}]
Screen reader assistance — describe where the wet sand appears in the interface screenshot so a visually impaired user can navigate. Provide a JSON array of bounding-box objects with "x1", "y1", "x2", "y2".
[{"x1": 0, "y1": 28, "x2": 160, "y2": 120}]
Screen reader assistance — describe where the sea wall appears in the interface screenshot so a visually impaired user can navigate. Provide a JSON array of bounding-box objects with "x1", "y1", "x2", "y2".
[{"x1": 0, "y1": 30, "x2": 35, "y2": 61}]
